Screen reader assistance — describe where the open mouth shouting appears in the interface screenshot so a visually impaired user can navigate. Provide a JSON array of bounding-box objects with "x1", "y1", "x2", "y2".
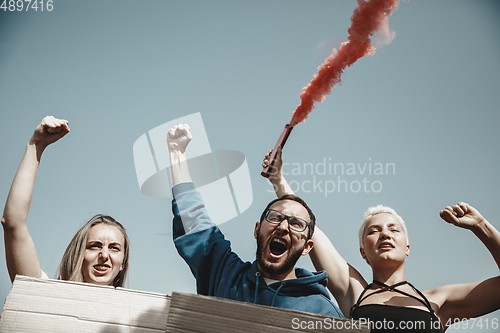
[
  {"x1": 93, "y1": 264, "x2": 111, "y2": 275},
  {"x1": 256, "y1": 230, "x2": 305, "y2": 278},
  {"x1": 269, "y1": 237, "x2": 289, "y2": 259}
]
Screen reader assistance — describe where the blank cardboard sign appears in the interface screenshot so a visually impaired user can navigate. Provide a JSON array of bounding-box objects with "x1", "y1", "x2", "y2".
[{"x1": 1, "y1": 276, "x2": 368, "y2": 333}]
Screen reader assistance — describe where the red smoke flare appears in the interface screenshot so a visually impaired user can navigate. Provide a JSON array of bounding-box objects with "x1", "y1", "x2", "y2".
[{"x1": 290, "y1": 0, "x2": 400, "y2": 126}]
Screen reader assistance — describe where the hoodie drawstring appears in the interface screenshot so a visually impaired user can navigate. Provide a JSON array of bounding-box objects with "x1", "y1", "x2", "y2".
[
  {"x1": 253, "y1": 272, "x2": 260, "y2": 304},
  {"x1": 271, "y1": 282, "x2": 285, "y2": 307}
]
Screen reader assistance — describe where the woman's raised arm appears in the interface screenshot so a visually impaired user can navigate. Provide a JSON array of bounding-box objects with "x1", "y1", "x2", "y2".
[
  {"x1": 430, "y1": 202, "x2": 500, "y2": 327},
  {"x1": 2, "y1": 116, "x2": 69, "y2": 282}
]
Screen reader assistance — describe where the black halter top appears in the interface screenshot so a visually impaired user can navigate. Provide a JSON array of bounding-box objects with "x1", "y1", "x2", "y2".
[{"x1": 350, "y1": 281, "x2": 444, "y2": 333}]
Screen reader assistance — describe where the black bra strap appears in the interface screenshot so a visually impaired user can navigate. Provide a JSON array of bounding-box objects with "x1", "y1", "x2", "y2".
[
  {"x1": 350, "y1": 283, "x2": 377, "y2": 317},
  {"x1": 350, "y1": 280, "x2": 435, "y2": 317},
  {"x1": 350, "y1": 281, "x2": 406, "y2": 317},
  {"x1": 405, "y1": 281, "x2": 435, "y2": 313},
  {"x1": 350, "y1": 283, "x2": 373, "y2": 315},
  {"x1": 373, "y1": 280, "x2": 434, "y2": 313}
]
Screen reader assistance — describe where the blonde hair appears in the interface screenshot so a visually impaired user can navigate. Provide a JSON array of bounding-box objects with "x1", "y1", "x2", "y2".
[
  {"x1": 58, "y1": 215, "x2": 130, "y2": 287},
  {"x1": 358, "y1": 205, "x2": 409, "y2": 249}
]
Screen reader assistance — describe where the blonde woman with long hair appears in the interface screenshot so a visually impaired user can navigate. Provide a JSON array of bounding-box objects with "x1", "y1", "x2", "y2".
[{"x1": 2, "y1": 116, "x2": 130, "y2": 287}]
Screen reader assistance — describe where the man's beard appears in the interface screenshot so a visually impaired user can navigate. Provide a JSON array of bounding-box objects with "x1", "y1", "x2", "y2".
[{"x1": 255, "y1": 227, "x2": 304, "y2": 277}]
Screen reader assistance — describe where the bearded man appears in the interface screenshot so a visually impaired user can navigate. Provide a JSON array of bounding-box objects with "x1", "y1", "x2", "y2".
[{"x1": 168, "y1": 124, "x2": 343, "y2": 317}]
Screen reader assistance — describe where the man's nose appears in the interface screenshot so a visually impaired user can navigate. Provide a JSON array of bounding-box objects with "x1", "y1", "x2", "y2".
[{"x1": 276, "y1": 218, "x2": 290, "y2": 233}]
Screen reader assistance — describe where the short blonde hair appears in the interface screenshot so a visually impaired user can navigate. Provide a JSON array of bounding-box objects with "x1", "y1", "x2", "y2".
[{"x1": 358, "y1": 205, "x2": 409, "y2": 249}]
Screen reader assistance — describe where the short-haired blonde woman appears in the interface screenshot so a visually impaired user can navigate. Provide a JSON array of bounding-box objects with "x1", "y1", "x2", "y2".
[
  {"x1": 2, "y1": 116, "x2": 130, "y2": 287},
  {"x1": 263, "y1": 148, "x2": 500, "y2": 332}
]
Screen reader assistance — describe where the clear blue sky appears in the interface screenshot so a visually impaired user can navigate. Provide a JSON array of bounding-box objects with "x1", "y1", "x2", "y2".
[{"x1": 1, "y1": 1, "x2": 499, "y2": 331}]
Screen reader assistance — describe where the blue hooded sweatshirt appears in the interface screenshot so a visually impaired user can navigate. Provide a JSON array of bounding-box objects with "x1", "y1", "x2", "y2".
[{"x1": 172, "y1": 183, "x2": 343, "y2": 317}]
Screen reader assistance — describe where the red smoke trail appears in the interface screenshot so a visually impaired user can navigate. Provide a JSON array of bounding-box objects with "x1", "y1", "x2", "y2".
[{"x1": 290, "y1": 0, "x2": 400, "y2": 126}]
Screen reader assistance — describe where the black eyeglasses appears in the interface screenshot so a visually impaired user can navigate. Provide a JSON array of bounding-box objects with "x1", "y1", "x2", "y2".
[{"x1": 264, "y1": 209, "x2": 311, "y2": 233}]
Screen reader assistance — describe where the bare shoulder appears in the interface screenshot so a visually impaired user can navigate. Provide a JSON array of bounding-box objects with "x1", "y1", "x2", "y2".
[
  {"x1": 424, "y1": 277, "x2": 500, "y2": 322},
  {"x1": 422, "y1": 284, "x2": 453, "y2": 310}
]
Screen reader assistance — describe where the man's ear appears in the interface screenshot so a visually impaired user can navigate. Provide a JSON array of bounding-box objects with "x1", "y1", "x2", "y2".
[
  {"x1": 254, "y1": 222, "x2": 260, "y2": 239},
  {"x1": 406, "y1": 244, "x2": 410, "y2": 257},
  {"x1": 301, "y1": 239, "x2": 314, "y2": 256}
]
